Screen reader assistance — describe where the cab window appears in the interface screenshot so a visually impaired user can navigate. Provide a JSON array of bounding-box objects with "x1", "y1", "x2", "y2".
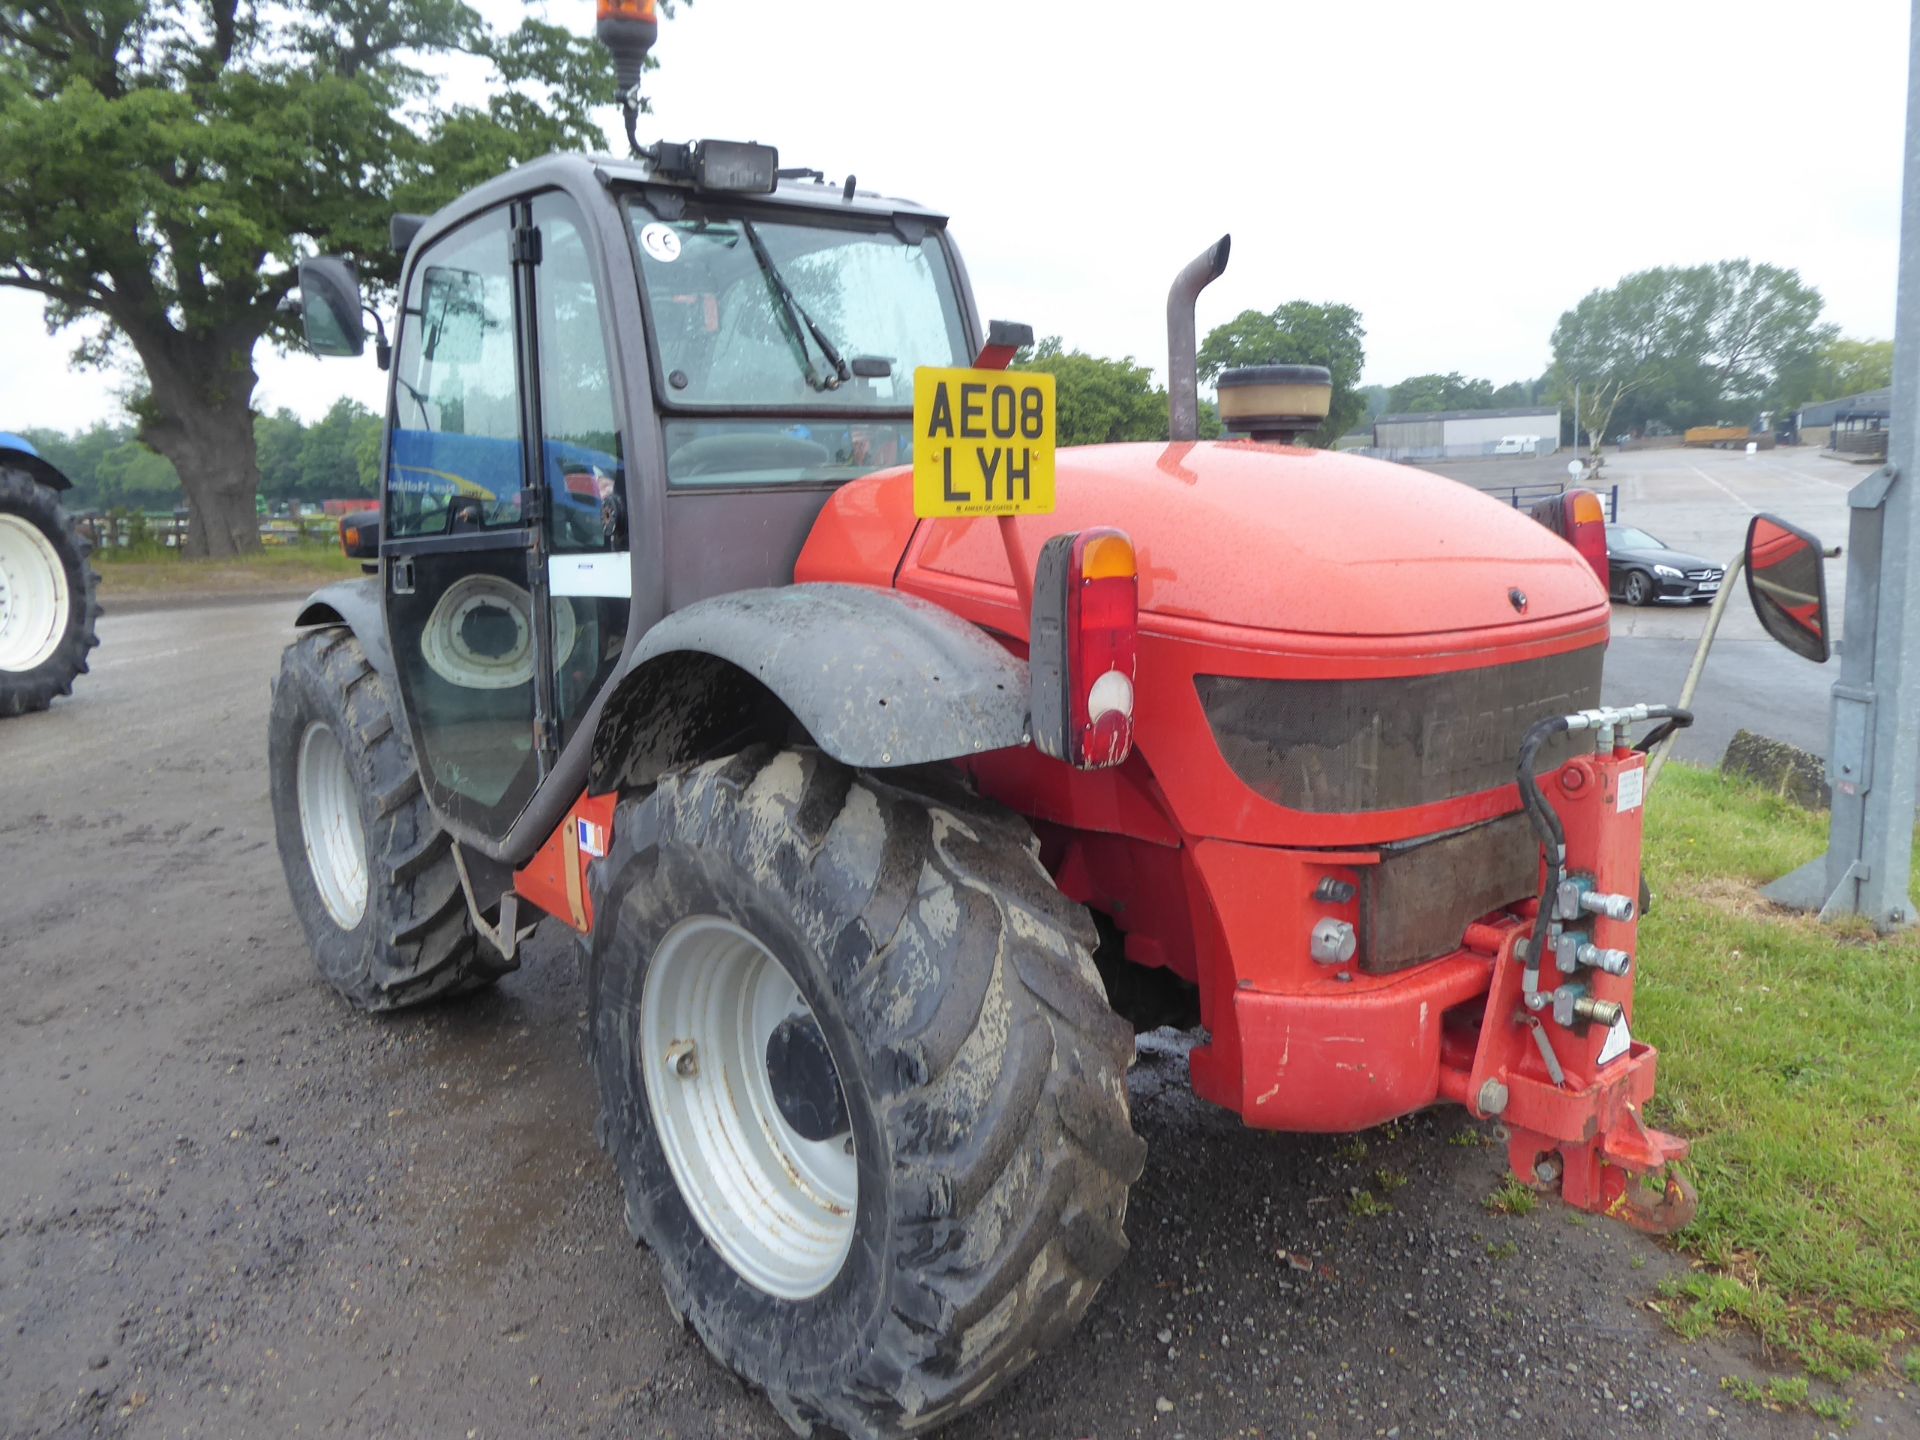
[
  {"x1": 629, "y1": 198, "x2": 968, "y2": 487},
  {"x1": 387, "y1": 211, "x2": 524, "y2": 539}
]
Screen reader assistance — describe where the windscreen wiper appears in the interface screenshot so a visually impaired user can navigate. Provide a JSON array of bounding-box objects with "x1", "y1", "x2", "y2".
[{"x1": 740, "y1": 219, "x2": 851, "y2": 391}]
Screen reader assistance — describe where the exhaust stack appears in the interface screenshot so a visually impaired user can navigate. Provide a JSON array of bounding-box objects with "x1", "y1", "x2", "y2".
[{"x1": 1167, "y1": 235, "x2": 1231, "y2": 442}]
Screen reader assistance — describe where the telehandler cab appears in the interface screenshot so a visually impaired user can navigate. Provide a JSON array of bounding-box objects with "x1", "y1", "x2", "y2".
[{"x1": 267, "y1": 6, "x2": 1836, "y2": 1433}]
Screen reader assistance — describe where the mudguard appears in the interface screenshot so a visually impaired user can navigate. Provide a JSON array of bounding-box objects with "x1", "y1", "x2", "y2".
[
  {"x1": 589, "y1": 584, "x2": 1032, "y2": 791},
  {"x1": 294, "y1": 578, "x2": 396, "y2": 687},
  {"x1": 0, "y1": 437, "x2": 74, "y2": 491}
]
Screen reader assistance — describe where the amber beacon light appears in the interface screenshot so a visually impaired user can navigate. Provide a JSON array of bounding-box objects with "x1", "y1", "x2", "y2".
[{"x1": 597, "y1": 0, "x2": 659, "y2": 97}]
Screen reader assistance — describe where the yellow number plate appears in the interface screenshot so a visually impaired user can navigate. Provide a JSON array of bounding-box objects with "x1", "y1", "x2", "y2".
[{"x1": 912, "y1": 368, "x2": 1056, "y2": 518}]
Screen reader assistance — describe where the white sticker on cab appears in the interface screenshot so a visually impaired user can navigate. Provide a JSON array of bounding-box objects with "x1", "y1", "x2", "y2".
[{"x1": 639, "y1": 223, "x2": 681, "y2": 263}]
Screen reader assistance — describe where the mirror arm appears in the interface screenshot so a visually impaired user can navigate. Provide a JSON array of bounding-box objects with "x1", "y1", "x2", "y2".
[
  {"x1": 1644, "y1": 546, "x2": 1748, "y2": 793},
  {"x1": 362, "y1": 305, "x2": 391, "y2": 371}
]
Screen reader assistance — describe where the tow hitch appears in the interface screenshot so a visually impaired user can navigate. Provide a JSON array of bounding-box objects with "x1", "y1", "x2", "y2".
[{"x1": 1451, "y1": 704, "x2": 1699, "y2": 1234}]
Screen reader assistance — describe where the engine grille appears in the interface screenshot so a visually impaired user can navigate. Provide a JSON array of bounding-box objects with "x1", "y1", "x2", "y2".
[
  {"x1": 1361, "y1": 812, "x2": 1541, "y2": 972},
  {"x1": 1196, "y1": 646, "x2": 1604, "y2": 814},
  {"x1": 1685, "y1": 568, "x2": 1724, "y2": 582}
]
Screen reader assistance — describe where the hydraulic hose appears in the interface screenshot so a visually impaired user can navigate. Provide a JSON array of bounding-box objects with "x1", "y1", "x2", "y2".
[
  {"x1": 1516, "y1": 705, "x2": 1695, "y2": 978},
  {"x1": 1516, "y1": 716, "x2": 1572, "y2": 979}
]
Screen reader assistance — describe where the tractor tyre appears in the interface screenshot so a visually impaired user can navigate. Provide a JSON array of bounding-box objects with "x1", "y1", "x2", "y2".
[
  {"x1": 586, "y1": 746, "x2": 1144, "y2": 1440},
  {"x1": 267, "y1": 627, "x2": 513, "y2": 1011},
  {"x1": 0, "y1": 468, "x2": 100, "y2": 717}
]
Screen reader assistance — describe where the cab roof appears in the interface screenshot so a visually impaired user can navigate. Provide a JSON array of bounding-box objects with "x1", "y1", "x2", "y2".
[{"x1": 428, "y1": 150, "x2": 948, "y2": 235}]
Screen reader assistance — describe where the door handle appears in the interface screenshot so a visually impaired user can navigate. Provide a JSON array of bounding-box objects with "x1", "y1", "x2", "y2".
[{"x1": 391, "y1": 556, "x2": 416, "y2": 595}]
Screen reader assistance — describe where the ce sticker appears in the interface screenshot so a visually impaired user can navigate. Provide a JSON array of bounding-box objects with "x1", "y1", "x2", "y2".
[{"x1": 639, "y1": 223, "x2": 682, "y2": 263}]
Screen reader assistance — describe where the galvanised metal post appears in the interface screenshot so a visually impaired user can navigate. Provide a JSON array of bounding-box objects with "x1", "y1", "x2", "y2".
[{"x1": 1765, "y1": 0, "x2": 1920, "y2": 928}]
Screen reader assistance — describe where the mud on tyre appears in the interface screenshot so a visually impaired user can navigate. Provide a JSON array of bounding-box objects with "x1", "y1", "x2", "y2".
[
  {"x1": 268, "y1": 627, "x2": 512, "y2": 1010},
  {"x1": 0, "y1": 466, "x2": 100, "y2": 717},
  {"x1": 586, "y1": 746, "x2": 1145, "y2": 1439}
]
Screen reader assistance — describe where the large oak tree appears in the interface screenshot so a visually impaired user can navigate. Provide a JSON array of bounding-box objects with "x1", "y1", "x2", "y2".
[{"x1": 0, "y1": 0, "x2": 624, "y2": 555}]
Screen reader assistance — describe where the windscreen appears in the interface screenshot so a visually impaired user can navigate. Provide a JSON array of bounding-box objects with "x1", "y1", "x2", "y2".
[{"x1": 628, "y1": 197, "x2": 971, "y2": 487}]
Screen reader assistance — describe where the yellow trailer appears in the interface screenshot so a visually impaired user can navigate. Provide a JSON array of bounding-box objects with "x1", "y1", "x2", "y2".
[{"x1": 1684, "y1": 425, "x2": 1753, "y2": 448}]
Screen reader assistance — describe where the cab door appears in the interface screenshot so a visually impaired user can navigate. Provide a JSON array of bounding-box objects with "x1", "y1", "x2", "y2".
[
  {"x1": 527, "y1": 191, "x2": 631, "y2": 749},
  {"x1": 382, "y1": 203, "x2": 552, "y2": 841}
]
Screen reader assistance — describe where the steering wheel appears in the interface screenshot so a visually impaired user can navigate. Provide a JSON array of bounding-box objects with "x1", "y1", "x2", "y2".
[{"x1": 669, "y1": 433, "x2": 831, "y2": 479}]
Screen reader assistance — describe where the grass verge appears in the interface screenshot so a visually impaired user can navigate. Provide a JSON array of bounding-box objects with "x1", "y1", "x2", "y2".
[
  {"x1": 1635, "y1": 763, "x2": 1920, "y2": 1384},
  {"x1": 94, "y1": 545, "x2": 363, "y2": 602}
]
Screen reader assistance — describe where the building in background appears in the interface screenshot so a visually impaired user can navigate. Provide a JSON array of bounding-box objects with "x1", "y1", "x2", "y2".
[
  {"x1": 1793, "y1": 388, "x2": 1891, "y2": 454},
  {"x1": 1370, "y1": 406, "x2": 1562, "y2": 461}
]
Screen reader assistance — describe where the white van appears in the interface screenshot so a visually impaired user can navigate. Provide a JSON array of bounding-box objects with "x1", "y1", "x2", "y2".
[{"x1": 1494, "y1": 435, "x2": 1541, "y2": 456}]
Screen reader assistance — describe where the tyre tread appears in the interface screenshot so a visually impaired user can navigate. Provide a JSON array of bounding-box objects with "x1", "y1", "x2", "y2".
[
  {"x1": 268, "y1": 627, "x2": 508, "y2": 1012},
  {"x1": 586, "y1": 747, "x2": 1139, "y2": 1440},
  {"x1": 0, "y1": 469, "x2": 101, "y2": 718}
]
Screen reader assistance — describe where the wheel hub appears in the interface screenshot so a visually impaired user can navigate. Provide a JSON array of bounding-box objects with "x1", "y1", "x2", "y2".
[
  {"x1": 639, "y1": 916, "x2": 857, "y2": 1299},
  {"x1": 765, "y1": 1012, "x2": 849, "y2": 1143},
  {"x1": 0, "y1": 512, "x2": 71, "y2": 674}
]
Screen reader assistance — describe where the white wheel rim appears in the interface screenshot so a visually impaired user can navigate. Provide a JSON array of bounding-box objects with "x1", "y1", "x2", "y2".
[
  {"x1": 419, "y1": 574, "x2": 577, "y2": 690},
  {"x1": 296, "y1": 721, "x2": 368, "y2": 929},
  {"x1": 640, "y1": 916, "x2": 858, "y2": 1299},
  {"x1": 0, "y1": 513, "x2": 71, "y2": 673}
]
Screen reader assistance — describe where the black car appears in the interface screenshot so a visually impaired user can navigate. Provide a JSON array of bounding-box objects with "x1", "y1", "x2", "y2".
[{"x1": 1604, "y1": 524, "x2": 1725, "y2": 605}]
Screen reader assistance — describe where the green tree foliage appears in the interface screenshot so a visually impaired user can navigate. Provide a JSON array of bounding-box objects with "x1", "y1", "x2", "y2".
[
  {"x1": 19, "y1": 423, "x2": 181, "y2": 510},
  {"x1": 23, "y1": 401, "x2": 383, "y2": 510},
  {"x1": 1550, "y1": 261, "x2": 1831, "y2": 446},
  {"x1": 1387, "y1": 372, "x2": 1486, "y2": 414},
  {"x1": 1382, "y1": 372, "x2": 1540, "y2": 418},
  {"x1": 1773, "y1": 336, "x2": 1894, "y2": 414},
  {"x1": 0, "y1": 0, "x2": 645, "y2": 556},
  {"x1": 1819, "y1": 337, "x2": 1894, "y2": 398},
  {"x1": 298, "y1": 397, "x2": 382, "y2": 497},
  {"x1": 1013, "y1": 338, "x2": 1170, "y2": 447},
  {"x1": 1196, "y1": 302, "x2": 1367, "y2": 447}
]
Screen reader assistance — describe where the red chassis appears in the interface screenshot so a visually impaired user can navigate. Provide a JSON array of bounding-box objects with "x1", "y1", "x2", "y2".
[{"x1": 515, "y1": 442, "x2": 1695, "y2": 1231}]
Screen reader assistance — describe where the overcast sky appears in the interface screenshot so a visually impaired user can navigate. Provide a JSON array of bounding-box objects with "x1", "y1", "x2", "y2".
[{"x1": 1, "y1": 0, "x2": 1909, "y2": 433}]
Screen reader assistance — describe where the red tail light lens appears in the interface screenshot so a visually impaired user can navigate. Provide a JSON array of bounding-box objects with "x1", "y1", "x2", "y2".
[
  {"x1": 1528, "y1": 488, "x2": 1609, "y2": 588},
  {"x1": 1568, "y1": 488, "x2": 1609, "y2": 585},
  {"x1": 1030, "y1": 528, "x2": 1138, "y2": 769}
]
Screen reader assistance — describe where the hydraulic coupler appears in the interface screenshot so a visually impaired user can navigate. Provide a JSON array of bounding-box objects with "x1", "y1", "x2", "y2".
[{"x1": 1459, "y1": 704, "x2": 1698, "y2": 1234}]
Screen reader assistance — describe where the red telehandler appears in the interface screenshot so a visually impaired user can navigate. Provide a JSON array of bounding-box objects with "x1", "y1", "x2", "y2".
[{"x1": 266, "y1": 5, "x2": 1834, "y2": 1433}]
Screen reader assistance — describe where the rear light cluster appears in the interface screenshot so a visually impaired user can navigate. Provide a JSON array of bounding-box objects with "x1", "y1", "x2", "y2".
[
  {"x1": 1030, "y1": 528, "x2": 1138, "y2": 769},
  {"x1": 1528, "y1": 487, "x2": 1609, "y2": 586}
]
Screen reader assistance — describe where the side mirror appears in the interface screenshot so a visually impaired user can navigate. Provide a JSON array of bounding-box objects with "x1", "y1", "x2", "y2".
[
  {"x1": 1745, "y1": 513, "x2": 1830, "y2": 663},
  {"x1": 296, "y1": 257, "x2": 366, "y2": 358}
]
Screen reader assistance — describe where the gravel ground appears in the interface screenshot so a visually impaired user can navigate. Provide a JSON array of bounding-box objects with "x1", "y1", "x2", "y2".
[{"x1": 3, "y1": 599, "x2": 1915, "y2": 1440}]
